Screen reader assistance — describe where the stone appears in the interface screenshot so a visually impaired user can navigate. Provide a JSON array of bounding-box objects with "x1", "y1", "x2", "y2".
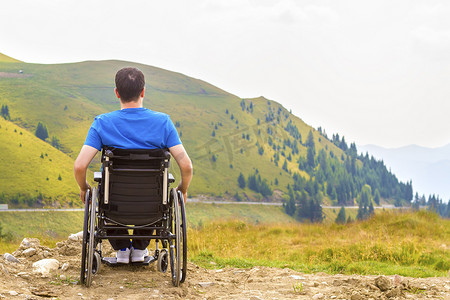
[
  {"x1": 32, "y1": 259, "x2": 60, "y2": 276},
  {"x1": 333, "y1": 279, "x2": 344, "y2": 286},
  {"x1": 312, "y1": 293, "x2": 324, "y2": 299},
  {"x1": 23, "y1": 248, "x2": 37, "y2": 257},
  {"x1": 4, "y1": 253, "x2": 20, "y2": 263},
  {"x1": 59, "y1": 275, "x2": 67, "y2": 281},
  {"x1": 385, "y1": 287, "x2": 402, "y2": 298},
  {"x1": 20, "y1": 238, "x2": 40, "y2": 249},
  {"x1": 9, "y1": 291, "x2": 19, "y2": 296},
  {"x1": 0, "y1": 263, "x2": 8, "y2": 275},
  {"x1": 61, "y1": 263, "x2": 70, "y2": 271},
  {"x1": 350, "y1": 292, "x2": 363, "y2": 300},
  {"x1": 68, "y1": 231, "x2": 83, "y2": 242},
  {"x1": 43, "y1": 251, "x2": 51, "y2": 258},
  {"x1": 290, "y1": 275, "x2": 306, "y2": 280},
  {"x1": 198, "y1": 282, "x2": 215, "y2": 288},
  {"x1": 393, "y1": 274, "x2": 403, "y2": 286},
  {"x1": 375, "y1": 275, "x2": 391, "y2": 292}
]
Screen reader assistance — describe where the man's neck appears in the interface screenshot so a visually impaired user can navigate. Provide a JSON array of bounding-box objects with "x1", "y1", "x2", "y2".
[{"x1": 120, "y1": 98, "x2": 143, "y2": 109}]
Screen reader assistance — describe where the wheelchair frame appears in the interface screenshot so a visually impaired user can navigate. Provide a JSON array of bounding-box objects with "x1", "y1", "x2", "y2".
[{"x1": 80, "y1": 148, "x2": 187, "y2": 287}]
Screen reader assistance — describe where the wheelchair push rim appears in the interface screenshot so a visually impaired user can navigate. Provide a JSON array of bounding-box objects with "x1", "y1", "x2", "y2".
[
  {"x1": 80, "y1": 189, "x2": 91, "y2": 285},
  {"x1": 80, "y1": 188, "x2": 98, "y2": 287},
  {"x1": 169, "y1": 188, "x2": 182, "y2": 286},
  {"x1": 177, "y1": 190, "x2": 187, "y2": 284}
]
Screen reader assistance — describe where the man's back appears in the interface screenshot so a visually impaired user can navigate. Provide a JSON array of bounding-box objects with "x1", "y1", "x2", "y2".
[{"x1": 84, "y1": 107, "x2": 181, "y2": 151}]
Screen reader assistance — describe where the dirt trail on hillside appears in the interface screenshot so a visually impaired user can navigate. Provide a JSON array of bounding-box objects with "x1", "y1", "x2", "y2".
[{"x1": 0, "y1": 236, "x2": 449, "y2": 300}]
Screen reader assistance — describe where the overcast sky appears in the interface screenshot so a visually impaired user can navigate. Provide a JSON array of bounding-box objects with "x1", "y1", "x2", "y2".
[{"x1": 1, "y1": 0, "x2": 450, "y2": 148}]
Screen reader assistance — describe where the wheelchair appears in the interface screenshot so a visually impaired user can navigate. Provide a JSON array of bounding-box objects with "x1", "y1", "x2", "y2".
[{"x1": 80, "y1": 147, "x2": 187, "y2": 287}]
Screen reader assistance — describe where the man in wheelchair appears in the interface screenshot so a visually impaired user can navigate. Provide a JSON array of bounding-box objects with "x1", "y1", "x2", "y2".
[{"x1": 73, "y1": 67, "x2": 192, "y2": 266}]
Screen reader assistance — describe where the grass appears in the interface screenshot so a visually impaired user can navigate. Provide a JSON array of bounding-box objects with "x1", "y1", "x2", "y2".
[
  {"x1": 0, "y1": 211, "x2": 84, "y2": 253},
  {"x1": 0, "y1": 208, "x2": 448, "y2": 278},
  {"x1": 0, "y1": 118, "x2": 82, "y2": 205},
  {"x1": 188, "y1": 210, "x2": 450, "y2": 277}
]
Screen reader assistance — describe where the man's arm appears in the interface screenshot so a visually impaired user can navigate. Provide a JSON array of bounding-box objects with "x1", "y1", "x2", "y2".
[
  {"x1": 74, "y1": 145, "x2": 99, "y2": 203},
  {"x1": 169, "y1": 144, "x2": 193, "y2": 203}
]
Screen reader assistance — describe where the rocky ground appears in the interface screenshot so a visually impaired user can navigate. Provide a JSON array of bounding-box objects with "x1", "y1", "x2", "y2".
[{"x1": 0, "y1": 235, "x2": 449, "y2": 299}]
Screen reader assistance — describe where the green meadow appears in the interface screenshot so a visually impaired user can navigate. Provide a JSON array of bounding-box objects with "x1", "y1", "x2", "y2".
[
  {"x1": 0, "y1": 207, "x2": 448, "y2": 278},
  {"x1": 0, "y1": 117, "x2": 81, "y2": 205}
]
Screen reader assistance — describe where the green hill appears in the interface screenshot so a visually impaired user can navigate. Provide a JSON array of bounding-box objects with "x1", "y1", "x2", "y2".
[
  {"x1": 0, "y1": 53, "x2": 21, "y2": 63},
  {"x1": 0, "y1": 53, "x2": 412, "y2": 209},
  {"x1": 0, "y1": 118, "x2": 82, "y2": 207}
]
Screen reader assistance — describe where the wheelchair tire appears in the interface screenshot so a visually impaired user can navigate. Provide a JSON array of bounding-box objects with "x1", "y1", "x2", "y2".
[
  {"x1": 80, "y1": 189, "x2": 91, "y2": 285},
  {"x1": 157, "y1": 249, "x2": 169, "y2": 273},
  {"x1": 177, "y1": 190, "x2": 187, "y2": 283},
  {"x1": 169, "y1": 188, "x2": 181, "y2": 286},
  {"x1": 85, "y1": 187, "x2": 98, "y2": 287}
]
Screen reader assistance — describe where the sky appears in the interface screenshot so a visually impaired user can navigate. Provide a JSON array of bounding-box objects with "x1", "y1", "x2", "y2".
[{"x1": 1, "y1": 0, "x2": 450, "y2": 149}]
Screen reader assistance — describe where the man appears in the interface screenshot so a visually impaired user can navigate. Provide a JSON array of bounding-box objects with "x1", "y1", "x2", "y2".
[{"x1": 74, "y1": 67, "x2": 193, "y2": 263}]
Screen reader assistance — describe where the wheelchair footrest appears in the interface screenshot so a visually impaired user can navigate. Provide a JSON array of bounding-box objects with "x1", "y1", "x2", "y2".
[{"x1": 101, "y1": 256, "x2": 156, "y2": 266}]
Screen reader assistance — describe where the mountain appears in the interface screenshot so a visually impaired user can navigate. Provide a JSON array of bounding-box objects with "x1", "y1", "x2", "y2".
[
  {"x1": 0, "y1": 53, "x2": 411, "y2": 208},
  {"x1": 0, "y1": 53, "x2": 21, "y2": 63},
  {"x1": 358, "y1": 144, "x2": 450, "y2": 201}
]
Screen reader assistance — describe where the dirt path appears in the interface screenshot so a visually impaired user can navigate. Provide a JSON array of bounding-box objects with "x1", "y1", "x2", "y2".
[{"x1": 0, "y1": 236, "x2": 449, "y2": 299}]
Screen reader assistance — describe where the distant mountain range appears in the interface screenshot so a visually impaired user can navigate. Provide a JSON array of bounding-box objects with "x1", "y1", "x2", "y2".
[{"x1": 358, "y1": 144, "x2": 450, "y2": 201}]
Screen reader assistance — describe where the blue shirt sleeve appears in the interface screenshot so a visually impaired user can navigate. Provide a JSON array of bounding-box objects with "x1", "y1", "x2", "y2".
[
  {"x1": 165, "y1": 116, "x2": 182, "y2": 148},
  {"x1": 84, "y1": 119, "x2": 102, "y2": 151}
]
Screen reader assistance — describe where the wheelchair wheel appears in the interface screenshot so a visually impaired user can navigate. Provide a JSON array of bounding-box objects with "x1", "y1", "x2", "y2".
[
  {"x1": 157, "y1": 249, "x2": 169, "y2": 273},
  {"x1": 177, "y1": 190, "x2": 187, "y2": 283},
  {"x1": 169, "y1": 188, "x2": 181, "y2": 286},
  {"x1": 80, "y1": 189, "x2": 91, "y2": 285},
  {"x1": 80, "y1": 188, "x2": 97, "y2": 287},
  {"x1": 85, "y1": 187, "x2": 98, "y2": 287}
]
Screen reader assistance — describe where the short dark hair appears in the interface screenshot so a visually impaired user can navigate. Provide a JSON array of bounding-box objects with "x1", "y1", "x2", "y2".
[{"x1": 115, "y1": 67, "x2": 145, "y2": 102}]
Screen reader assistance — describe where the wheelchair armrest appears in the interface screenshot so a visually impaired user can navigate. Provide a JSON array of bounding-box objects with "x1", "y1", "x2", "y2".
[
  {"x1": 168, "y1": 173, "x2": 175, "y2": 183},
  {"x1": 94, "y1": 172, "x2": 102, "y2": 183}
]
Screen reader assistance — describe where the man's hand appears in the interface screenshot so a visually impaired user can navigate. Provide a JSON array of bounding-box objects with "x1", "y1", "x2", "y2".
[
  {"x1": 176, "y1": 185, "x2": 188, "y2": 204},
  {"x1": 74, "y1": 145, "x2": 98, "y2": 205},
  {"x1": 169, "y1": 144, "x2": 192, "y2": 206},
  {"x1": 80, "y1": 184, "x2": 91, "y2": 204}
]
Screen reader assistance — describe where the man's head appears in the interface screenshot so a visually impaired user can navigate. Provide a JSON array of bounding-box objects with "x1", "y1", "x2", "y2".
[{"x1": 115, "y1": 67, "x2": 145, "y2": 102}]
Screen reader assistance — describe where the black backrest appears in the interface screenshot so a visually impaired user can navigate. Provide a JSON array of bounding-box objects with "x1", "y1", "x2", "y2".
[{"x1": 101, "y1": 147, "x2": 170, "y2": 225}]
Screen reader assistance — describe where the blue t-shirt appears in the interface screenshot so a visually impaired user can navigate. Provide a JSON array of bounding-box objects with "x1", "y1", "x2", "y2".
[{"x1": 84, "y1": 108, "x2": 181, "y2": 151}]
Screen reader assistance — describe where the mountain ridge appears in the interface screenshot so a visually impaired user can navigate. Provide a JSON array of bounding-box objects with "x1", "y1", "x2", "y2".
[
  {"x1": 0, "y1": 52, "x2": 412, "y2": 208},
  {"x1": 359, "y1": 144, "x2": 450, "y2": 200}
]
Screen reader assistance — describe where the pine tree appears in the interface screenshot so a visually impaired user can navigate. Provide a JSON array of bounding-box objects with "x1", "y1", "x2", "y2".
[
  {"x1": 374, "y1": 189, "x2": 381, "y2": 205},
  {"x1": 357, "y1": 185, "x2": 373, "y2": 220},
  {"x1": 284, "y1": 187, "x2": 296, "y2": 216},
  {"x1": 35, "y1": 122, "x2": 49, "y2": 141},
  {"x1": 1, "y1": 104, "x2": 10, "y2": 120},
  {"x1": 306, "y1": 130, "x2": 315, "y2": 169},
  {"x1": 238, "y1": 173, "x2": 246, "y2": 189},
  {"x1": 51, "y1": 136, "x2": 61, "y2": 149},
  {"x1": 335, "y1": 206, "x2": 346, "y2": 224}
]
